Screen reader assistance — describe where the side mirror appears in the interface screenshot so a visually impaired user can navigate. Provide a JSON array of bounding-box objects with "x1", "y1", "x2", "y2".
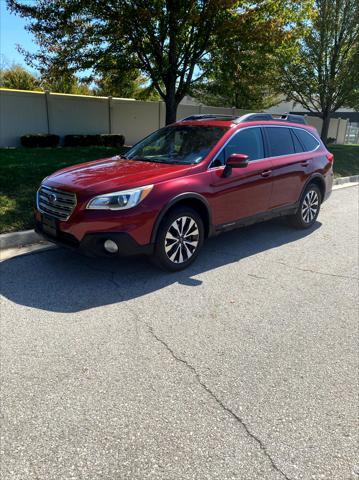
[
  {"x1": 227, "y1": 153, "x2": 249, "y2": 168},
  {"x1": 223, "y1": 153, "x2": 249, "y2": 177}
]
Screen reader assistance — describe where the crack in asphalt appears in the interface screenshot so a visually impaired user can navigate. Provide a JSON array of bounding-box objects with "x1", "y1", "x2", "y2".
[
  {"x1": 147, "y1": 325, "x2": 292, "y2": 480},
  {"x1": 277, "y1": 261, "x2": 358, "y2": 280},
  {"x1": 81, "y1": 265, "x2": 290, "y2": 478},
  {"x1": 247, "y1": 273, "x2": 267, "y2": 280}
]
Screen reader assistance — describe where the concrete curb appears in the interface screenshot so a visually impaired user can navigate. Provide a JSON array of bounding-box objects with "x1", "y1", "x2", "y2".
[
  {"x1": 333, "y1": 175, "x2": 359, "y2": 185},
  {"x1": 1, "y1": 175, "x2": 358, "y2": 251},
  {"x1": 0, "y1": 229, "x2": 42, "y2": 250}
]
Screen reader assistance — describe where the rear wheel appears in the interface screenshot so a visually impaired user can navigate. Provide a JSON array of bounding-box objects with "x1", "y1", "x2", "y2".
[
  {"x1": 288, "y1": 184, "x2": 321, "y2": 229},
  {"x1": 152, "y1": 207, "x2": 204, "y2": 271}
]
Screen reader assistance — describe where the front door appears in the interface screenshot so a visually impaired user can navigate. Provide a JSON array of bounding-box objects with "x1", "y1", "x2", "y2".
[{"x1": 209, "y1": 127, "x2": 273, "y2": 226}]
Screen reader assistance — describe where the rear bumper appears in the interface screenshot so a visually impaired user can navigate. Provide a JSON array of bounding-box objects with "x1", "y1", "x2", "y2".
[{"x1": 35, "y1": 221, "x2": 153, "y2": 257}]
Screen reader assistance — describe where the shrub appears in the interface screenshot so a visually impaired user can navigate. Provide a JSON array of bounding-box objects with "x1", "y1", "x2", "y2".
[
  {"x1": 21, "y1": 134, "x2": 60, "y2": 148},
  {"x1": 64, "y1": 134, "x2": 125, "y2": 147},
  {"x1": 100, "y1": 134, "x2": 125, "y2": 147},
  {"x1": 64, "y1": 134, "x2": 102, "y2": 147},
  {"x1": 326, "y1": 137, "x2": 336, "y2": 145}
]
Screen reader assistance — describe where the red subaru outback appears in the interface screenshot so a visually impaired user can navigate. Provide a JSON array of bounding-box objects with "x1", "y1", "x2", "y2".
[{"x1": 35, "y1": 113, "x2": 333, "y2": 270}]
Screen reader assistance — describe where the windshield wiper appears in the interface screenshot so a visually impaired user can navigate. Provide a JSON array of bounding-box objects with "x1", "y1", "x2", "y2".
[
  {"x1": 127, "y1": 156, "x2": 193, "y2": 165},
  {"x1": 129, "y1": 157, "x2": 167, "y2": 163}
]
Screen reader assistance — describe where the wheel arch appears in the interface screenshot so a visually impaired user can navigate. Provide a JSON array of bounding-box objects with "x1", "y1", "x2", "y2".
[
  {"x1": 151, "y1": 193, "x2": 213, "y2": 244},
  {"x1": 300, "y1": 174, "x2": 326, "y2": 203}
]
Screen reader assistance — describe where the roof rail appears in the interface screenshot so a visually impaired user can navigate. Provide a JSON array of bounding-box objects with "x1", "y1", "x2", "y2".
[
  {"x1": 235, "y1": 113, "x2": 307, "y2": 125},
  {"x1": 180, "y1": 114, "x2": 236, "y2": 121},
  {"x1": 179, "y1": 112, "x2": 308, "y2": 125}
]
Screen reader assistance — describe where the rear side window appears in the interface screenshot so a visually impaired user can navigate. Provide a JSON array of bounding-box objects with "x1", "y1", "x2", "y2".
[
  {"x1": 293, "y1": 129, "x2": 320, "y2": 152},
  {"x1": 265, "y1": 127, "x2": 295, "y2": 157},
  {"x1": 290, "y1": 129, "x2": 304, "y2": 153},
  {"x1": 225, "y1": 127, "x2": 264, "y2": 161}
]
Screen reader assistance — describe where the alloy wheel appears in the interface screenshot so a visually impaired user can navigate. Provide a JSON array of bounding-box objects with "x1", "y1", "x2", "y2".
[
  {"x1": 164, "y1": 216, "x2": 200, "y2": 264},
  {"x1": 301, "y1": 190, "x2": 319, "y2": 223}
]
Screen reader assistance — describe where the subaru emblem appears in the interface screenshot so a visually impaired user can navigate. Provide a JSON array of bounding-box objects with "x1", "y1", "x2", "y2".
[{"x1": 48, "y1": 193, "x2": 57, "y2": 204}]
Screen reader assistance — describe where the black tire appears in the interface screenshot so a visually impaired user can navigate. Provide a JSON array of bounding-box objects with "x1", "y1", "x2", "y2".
[
  {"x1": 288, "y1": 183, "x2": 322, "y2": 229},
  {"x1": 152, "y1": 206, "x2": 204, "y2": 271}
]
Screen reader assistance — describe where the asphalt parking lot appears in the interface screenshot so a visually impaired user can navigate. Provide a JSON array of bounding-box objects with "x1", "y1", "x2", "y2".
[{"x1": 1, "y1": 186, "x2": 358, "y2": 480}]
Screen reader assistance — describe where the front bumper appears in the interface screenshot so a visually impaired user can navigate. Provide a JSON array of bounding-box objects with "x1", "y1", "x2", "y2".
[{"x1": 35, "y1": 221, "x2": 154, "y2": 257}]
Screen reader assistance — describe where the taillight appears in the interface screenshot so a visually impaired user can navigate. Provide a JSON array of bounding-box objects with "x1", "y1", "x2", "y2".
[{"x1": 326, "y1": 152, "x2": 334, "y2": 163}]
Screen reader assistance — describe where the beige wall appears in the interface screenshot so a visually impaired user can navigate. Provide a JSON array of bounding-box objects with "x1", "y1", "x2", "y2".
[
  {"x1": 48, "y1": 93, "x2": 109, "y2": 136},
  {"x1": 0, "y1": 90, "x2": 48, "y2": 147},
  {"x1": 0, "y1": 88, "x2": 349, "y2": 146},
  {"x1": 304, "y1": 115, "x2": 348, "y2": 144},
  {"x1": 111, "y1": 99, "x2": 160, "y2": 145}
]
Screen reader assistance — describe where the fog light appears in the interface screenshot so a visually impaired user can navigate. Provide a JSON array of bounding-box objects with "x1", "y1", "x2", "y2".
[{"x1": 104, "y1": 239, "x2": 119, "y2": 253}]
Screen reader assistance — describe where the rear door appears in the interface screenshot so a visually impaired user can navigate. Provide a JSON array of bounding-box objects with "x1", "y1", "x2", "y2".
[
  {"x1": 209, "y1": 126, "x2": 273, "y2": 225},
  {"x1": 263, "y1": 126, "x2": 309, "y2": 209}
]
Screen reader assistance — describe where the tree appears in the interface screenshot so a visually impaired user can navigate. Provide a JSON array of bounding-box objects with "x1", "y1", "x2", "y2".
[
  {"x1": 280, "y1": 0, "x2": 359, "y2": 142},
  {"x1": 0, "y1": 64, "x2": 40, "y2": 90},
  {"x1": 93, "y1": 69, "x2": 142, "y2": 98},
  {"x1": 41, "y1": 70, "x2": 93, "y2": 95},
  {"x1": 191, "y1": 4, "x2": 299, "y2": 110},
  {"x1": 8, "y1": 0, "x2": 312, "y2": 125},
  {"x1": 92, "y1": 62, "x2": 160, "y2": 100}
]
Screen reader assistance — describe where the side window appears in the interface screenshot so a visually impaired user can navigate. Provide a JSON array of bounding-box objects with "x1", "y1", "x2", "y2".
[
  {"x1": 212, "y1": 149, "x2": 226, "y2": 167},
  {"x1": 293, "y1": 129, "x2": 320, "y2": 152},
  {"x1": 265, "y1": 127, "x2": 295, "y2": 157},
  {"x1": 225, "y1": 128, "x2": 264, "y2": 162},
  {"x1": 290, "y1": 129, "x2": 304, "y2": 153}
]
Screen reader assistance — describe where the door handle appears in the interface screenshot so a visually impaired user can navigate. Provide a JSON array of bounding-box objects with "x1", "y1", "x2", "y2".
[
  {"x1": 261, "y1": 170, "x2": 272, "y2": 177},
  {"x1": 301, "y1": 161, "x2": 309, "y2": 167}
]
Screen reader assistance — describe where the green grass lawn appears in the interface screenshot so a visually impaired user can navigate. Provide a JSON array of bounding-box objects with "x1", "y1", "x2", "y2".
[
  {"x1": 329, "y1": 144, "x2": 359, "y2": 178},
  {"x1": 0, "y1": 146, "x2": 124, "y2": 233},
  {"x1": 0, "y1": 144, "x2": 358, "y2": 234}
]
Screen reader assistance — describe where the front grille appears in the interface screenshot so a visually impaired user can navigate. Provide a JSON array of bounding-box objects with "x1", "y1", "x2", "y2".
[{"x1": 37, "y1": 185, "x2": 77, "y2": 221}]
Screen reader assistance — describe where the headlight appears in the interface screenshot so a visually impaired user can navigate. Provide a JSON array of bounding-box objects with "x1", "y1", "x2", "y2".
[{"x1": 86, "y1": 185, "x2": 153, "y2": 210}]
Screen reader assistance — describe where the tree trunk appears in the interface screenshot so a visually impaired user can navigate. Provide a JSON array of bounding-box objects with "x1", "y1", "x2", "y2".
[
  {"x1": 165, "y1": 90, "x2": 178, "y2": 125},
  {"x1": 321, "y1": 111, "x2": 331, "y2": 144}
]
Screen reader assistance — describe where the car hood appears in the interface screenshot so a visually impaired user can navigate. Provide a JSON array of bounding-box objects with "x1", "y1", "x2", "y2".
[{"x1": 44, "y1": 156, "x2": 194, "y2": 194}]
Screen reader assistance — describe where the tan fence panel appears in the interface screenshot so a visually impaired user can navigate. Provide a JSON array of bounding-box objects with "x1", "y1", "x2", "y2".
[
  {"x1": 48, "y1": 93, "x2": 109, "y2": 137},
  {"x1": 306, "y1": 115, "x2": 348, "y2": 144},
  {"x1": 176, "y1": 104, "x2": 201, "y2": 121},
  {"x1": 234, "y1": 109, "x2": 253, "y2": 117},
  {"x1": 111, "y1": 99, "x2": 160, "y2": 145},
  {"x1": 0, "y1": 89, "x2": 351, "y2": 146},
  {"x1": 201, "y1": 106, "x2": 232, "y2": 116},
  {"x1": 328, "y1": 118, "x2": 340, "y2": 140},
  {"x1": 328, "y1": 117, "x2": 348, "y2": 144},
  {"x1": 0, "y1": 90, "x2": 48, "y2": 147},
  {"x1": 305, "y1": 116, "x2": 323, "y2": 134},
  {"x1": 336, "y1": 119, "x2": 348, "y2": 144}
]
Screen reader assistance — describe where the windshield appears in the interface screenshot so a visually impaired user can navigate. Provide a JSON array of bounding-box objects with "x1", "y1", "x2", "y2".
[{"x1": 126, "y1": 125, "x2": 228, "y2": 165}]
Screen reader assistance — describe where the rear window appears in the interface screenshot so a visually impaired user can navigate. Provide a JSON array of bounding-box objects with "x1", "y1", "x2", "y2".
[
  {"x1": 293, "y1": 129, "x2": 320, "y2": 152},
  {"x1": 265, "y1": 127, "x2": 295, "y2": 156},
  {"x1": 290, "y1": 129, "x2": 304, "y2": 153}
]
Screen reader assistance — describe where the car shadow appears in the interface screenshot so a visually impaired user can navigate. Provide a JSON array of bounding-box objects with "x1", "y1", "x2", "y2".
[{"x1": 1, "y1": 219, "x2": 321, "y2": 313}]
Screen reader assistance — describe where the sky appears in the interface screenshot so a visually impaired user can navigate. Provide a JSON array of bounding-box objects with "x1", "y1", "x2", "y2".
[{"x1": 0, "y1": 0, "x2": 37, "y2": 71}]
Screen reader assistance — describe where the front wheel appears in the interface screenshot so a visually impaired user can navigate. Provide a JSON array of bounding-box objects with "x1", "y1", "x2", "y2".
[
  {"x1": 152, "y1": 207, "x2": 204, "y2": 271},
  {"x1": 288, "y1": 184, "x2": 322, "y2": 229}
]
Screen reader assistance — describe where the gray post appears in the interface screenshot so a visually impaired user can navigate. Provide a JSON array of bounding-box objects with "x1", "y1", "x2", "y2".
[
  {"x1": 44, "y1": 90, "x2": 50, "y2": 134},
  {"x1": 108, "y1": 96, "x2": 112, "y2": 134},
  {"x1": 336, "y1": 117, "x2": 341, "y2": 143}
]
